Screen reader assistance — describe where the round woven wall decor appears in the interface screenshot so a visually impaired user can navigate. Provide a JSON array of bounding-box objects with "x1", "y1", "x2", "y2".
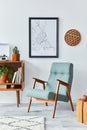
[{"x1": 64, "y1": 29, "x2": 81, "y2": 46}]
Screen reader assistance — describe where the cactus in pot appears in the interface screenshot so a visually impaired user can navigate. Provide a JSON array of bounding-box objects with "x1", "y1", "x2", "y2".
[{"x1": 12, "y1": 46, "x2": 20, "y2": 61}]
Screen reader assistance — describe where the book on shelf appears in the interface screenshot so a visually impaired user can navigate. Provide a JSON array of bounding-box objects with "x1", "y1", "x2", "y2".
[
  {"x1": 15, "y1": 70, "x2": 19, "y2": 83},
  {"x1": 12, "y1": 71, "x2": 17, "y2": 83},
  {"x1": 11, "y1": 67, "x2": 22, "y2": 88},
  {"x1": 11, "y1": 71, "x2": 17, "y2": 88},
  {"x1": 18, "y1": 67, "x2": 22, "y2": 83}
]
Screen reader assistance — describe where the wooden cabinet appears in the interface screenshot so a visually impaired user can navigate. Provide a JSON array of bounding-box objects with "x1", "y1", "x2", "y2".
[
  {"x1": 76, "y1": 99, "x2": 87, "y2": 124},
  {"x1": 0, "y1": 60, "x2": 24, "y2": 107},
  {"x1": 76, "y1": 99, "x2": 83, "y2": 123}
]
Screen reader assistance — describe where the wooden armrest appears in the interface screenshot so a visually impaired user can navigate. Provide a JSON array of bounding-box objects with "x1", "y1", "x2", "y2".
[
  {"x1": 33, "y1": 77, "x2": 47, "y2": 84},
  {"x1": 54, "y1": 79, "x2": 70, "y2": 97},
  {"x1": 32, "y1": 77, "x2": 47, "y2": 89},
  {"x1": 57, "y1": 79, "x2": 69, "y2": 87}
]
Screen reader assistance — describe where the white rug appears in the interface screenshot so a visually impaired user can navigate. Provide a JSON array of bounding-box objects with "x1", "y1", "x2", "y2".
[{"x1": 0, "y1": 116, "x2": 45, "y2": 130}]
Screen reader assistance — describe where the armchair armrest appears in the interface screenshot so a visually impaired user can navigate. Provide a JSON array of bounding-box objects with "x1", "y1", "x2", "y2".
[
  {"x1": 33, "y1": 77, "x2": 47, "y2": 84},
  {"x1": 32, "y1": 77, "x2": 47, "y2": 89},
  {"x1": 57, "y1": 79, "x2": 69, "y2": 88},
  {"x1": 54, "y1": 79, "x2": 70, "y2": 102}
]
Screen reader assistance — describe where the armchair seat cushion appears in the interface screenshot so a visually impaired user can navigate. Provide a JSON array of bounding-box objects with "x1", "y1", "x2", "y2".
[{"x1": 26, "y1": 88, "x2": 68, "y2": 102}]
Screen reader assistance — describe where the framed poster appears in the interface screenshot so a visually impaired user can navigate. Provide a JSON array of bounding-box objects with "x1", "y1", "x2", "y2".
[{"x1": 29, "y1": 17, "x2": 59, "y2": 58}]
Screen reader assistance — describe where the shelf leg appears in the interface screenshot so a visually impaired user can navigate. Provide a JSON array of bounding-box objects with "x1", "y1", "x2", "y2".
[{"x1": 16, "y1": 91, "x2": 20, "y2": 107}]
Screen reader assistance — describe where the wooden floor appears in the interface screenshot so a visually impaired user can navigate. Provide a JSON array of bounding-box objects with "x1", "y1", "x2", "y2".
[{"x1": 0, "y1": 102, "x2": 87, "y2": 130}]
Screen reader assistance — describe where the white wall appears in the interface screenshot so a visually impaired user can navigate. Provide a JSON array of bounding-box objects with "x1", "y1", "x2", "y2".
[{"x1": 0, "y1": 0, "x2": 87, "y2": 103}]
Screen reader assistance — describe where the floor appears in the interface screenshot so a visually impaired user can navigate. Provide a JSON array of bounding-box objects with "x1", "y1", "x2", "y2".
[{"x1": 0, "y1": 102, "x2": 87, "y2": 130}]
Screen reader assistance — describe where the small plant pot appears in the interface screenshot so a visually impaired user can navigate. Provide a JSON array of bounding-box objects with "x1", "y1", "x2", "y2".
[
  {"x1": 12, "y1": 54, "x2": 20, "y2": 61},
  {"x1": 0, "y1": 73, "x2": 8, "y2": 83}
]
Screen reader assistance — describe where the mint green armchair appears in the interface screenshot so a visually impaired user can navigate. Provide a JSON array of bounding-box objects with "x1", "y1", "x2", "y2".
[{"x1": 26, "y1": 62, "x2": 74, "y2": 118}]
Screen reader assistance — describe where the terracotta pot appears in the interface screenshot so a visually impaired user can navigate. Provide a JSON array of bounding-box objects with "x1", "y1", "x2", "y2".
[
  {"x1": 80, "y1": 95, "x2": 87, "y2": 101},
  {"x1": 0, "y1": 73, "x2": 8, "y2": 83},
  {"x1": 82, "y1": 95, "x2": 87, "y2": 101},
  {"x1": 12, "y1": 54, "x2": 20, "y2": 61}
]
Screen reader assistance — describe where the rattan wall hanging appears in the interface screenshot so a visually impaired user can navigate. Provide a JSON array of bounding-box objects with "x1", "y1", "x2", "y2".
[{"x1": 64, "y1": 29, "x2": 81, "y2": 46}]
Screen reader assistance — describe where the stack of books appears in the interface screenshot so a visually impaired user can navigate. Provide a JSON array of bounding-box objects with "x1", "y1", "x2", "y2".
[{"x1": 11, "y1": 67, "x2": 22, "y2": 88}]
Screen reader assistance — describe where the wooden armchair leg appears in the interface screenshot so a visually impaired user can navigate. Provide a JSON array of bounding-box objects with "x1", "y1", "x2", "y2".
[
  {"x1": 69, "y1": 95, "x2": 74, "y2": 111},
  {"x1": 52, "y1": 82, "x2": 59, "y2": 118},
  {"x1": 66, "y1": 88, "x2": 74, "y2": 111},
  {"x1": 28, "y1": 97, "x2": 32, "y2": 112},
  {"x1": 52, "y1": 100, "x2": 57, "y2": 118}
]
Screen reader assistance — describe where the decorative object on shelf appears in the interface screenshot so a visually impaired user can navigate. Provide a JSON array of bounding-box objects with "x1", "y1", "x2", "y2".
[
  {"x1": 0, "y1": 55, "x2": 8, "y2": 60},
  {"x1": 29, "y1": 17, "x2": 59, "y2": 58},
  {"x1": 0, "y1": 66, "x2": 13, "y2": 83},
  {"x1": 64, "y1": 29, "x2": 81, "y2": 46},
  {"x1": 0, "y1": 43, "x2": 9, "y2": 60},
  {"x1": 12, "y1": 46, "x2": 20, "y2": 61}
]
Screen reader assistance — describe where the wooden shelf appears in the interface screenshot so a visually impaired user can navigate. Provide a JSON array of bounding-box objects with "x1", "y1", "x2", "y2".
[
  {"x1": 0, "y1": 83, "x2": 23, "y2": 85},
  {"x1": 0, "y1": 60, "x2": 25, "y2": 106},
  {"x1": 0, "y1": 60, "x2": 23, "y2": 63},
  {"x1": 0, "y1": 88, "x2": 24, "y2": 91}
]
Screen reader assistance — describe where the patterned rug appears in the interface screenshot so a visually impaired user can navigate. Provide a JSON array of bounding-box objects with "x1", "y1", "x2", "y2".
[{"x1": 0, "y1": 116, "x2": 45, "y2": 130}]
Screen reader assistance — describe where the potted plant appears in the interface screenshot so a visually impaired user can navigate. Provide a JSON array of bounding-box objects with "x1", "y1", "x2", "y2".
[
  {"x1": 12, "y1": 46, "x2": 20, "y2": 61},
  {"x1": 7, "y1": 66, "x2": 14, "y2": 83},
  {"x1": 0, "y1": 66, "x2": 13, "y2": 83}
]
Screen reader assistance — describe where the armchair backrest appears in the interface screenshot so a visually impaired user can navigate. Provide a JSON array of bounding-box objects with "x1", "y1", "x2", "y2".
[{"x1": 46, "y1": 62, "x2": 73, "y2": 101}]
